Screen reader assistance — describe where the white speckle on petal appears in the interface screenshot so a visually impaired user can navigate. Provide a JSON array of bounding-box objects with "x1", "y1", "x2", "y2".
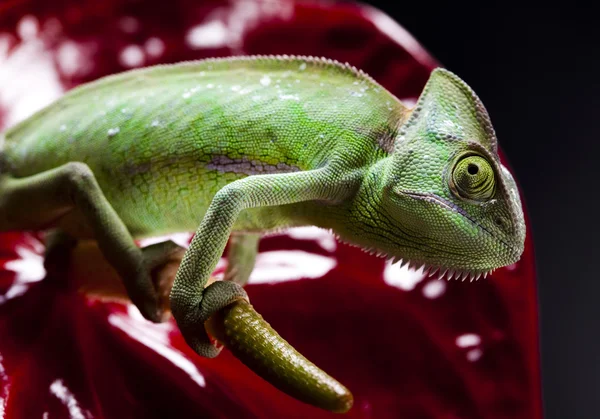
[
  {"x1": 56, "y1": 41, "x2": 85, "y2": 77},
  {"x1": 456, "y1": 333, "x2": 481, "y2": 348},
  {"x1": 144, "y1": 37, "x2": 165, "y2": 57},
  {"x1": 119, "y1": 16, "x2": 140, "y2": 34},
  {"x1": 0, "y1": 235, "x2": 45, "y2": 305},
  {"x1": 17, "y1": 15, "x2": 38, "y2": 40},
  {"x1": 466, "y1": 348, "x2": 483, "y2": 362},
  {"x1": 422, "y1": 280, "x2": 446, "y2": 299},
  {"x1": 186, "y1": 20, "x2": 229, "y2": 49},
  {"x1": 248, "y1": 250, "x2": 336, "y2": 284},
  {"x1": 401, "y1": 98, "x2": 417, "y2": 108},
  {"x1": 286, "y1": 226, "x2": 337, "y2": 252},
  {"x1": 383, "y1": 261, "x2": 425, "y2": 291},
  {"x1": 108, "y1": 308, "x2": 206, "y2": 388},
  {"x1": 119, "y1": 45, "x2": 144, "y2": 68},
  {"x1": 49, "y1": 379, "x2": 88, "y2": 419}
]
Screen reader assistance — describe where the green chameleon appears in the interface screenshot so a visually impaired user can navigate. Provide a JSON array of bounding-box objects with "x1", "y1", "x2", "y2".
[{"x1": 0, "y1": 55, "x2": 525, "y2": 413}]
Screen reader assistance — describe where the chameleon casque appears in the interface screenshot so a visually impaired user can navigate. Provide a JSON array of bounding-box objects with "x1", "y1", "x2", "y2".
[{"x1": 0, "y1": 55, "x2": 525, "y2": 412}]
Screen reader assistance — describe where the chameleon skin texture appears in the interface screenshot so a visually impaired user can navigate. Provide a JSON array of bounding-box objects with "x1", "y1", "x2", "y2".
[
  {"x1": 0, "y1": 55, "x2": 524, "y2": 276},
  {"x1": 1, "y1": 56, "x2": 403, "y2": 237}
]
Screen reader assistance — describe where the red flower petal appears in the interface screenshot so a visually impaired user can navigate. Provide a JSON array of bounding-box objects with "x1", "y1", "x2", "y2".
[{"x1": 0, "y1": 1, "x2": 540, "y2": 418}]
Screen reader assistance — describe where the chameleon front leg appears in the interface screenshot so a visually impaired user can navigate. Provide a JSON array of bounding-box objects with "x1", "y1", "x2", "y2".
[
  {"x1": 224, "y1": 232, "x2": 260, "y2": 286},
  {"x1": 170, "y1": 167, "x2": 348, "y2": 357},
  {"x1": 0, "y1": 163, "x2": 167, "y2": 322}
]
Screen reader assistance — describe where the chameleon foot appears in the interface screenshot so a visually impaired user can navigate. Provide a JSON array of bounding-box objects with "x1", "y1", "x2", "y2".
[
  {"x1": 186, "y1": 280, "x2": 249, "y2": 358},
  {"x1": 142, "y1": 240, "x2": 187, "y2": 321}
]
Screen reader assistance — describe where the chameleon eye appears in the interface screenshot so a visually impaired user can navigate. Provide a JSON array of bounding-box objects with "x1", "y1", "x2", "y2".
[{"x1": 450, "y1": 155, "x2": 496, "y2": 201}]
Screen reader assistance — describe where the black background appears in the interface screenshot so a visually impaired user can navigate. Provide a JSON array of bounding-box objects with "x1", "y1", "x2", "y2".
[{"x1": 361, "y1": 3, "x2": 599, "y2": 419}]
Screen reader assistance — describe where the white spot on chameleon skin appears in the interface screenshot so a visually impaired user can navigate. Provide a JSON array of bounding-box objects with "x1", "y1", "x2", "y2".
[
  {"x1": 59, "y1": 124, "x2": 67, "y2": 132},
  {"x1": 298, "y1": 62, "x2": 307, "y2": 71},
  {"x1": 107, "y1": 127, "x2": 120, "y2": 137},
  {"x1": 278, "y1": 93, "x2": 300, "y2": 101},
  {"x1": 422, "y1": 279, "x2": 446, "y2": 298},
  {"x1": 456, "y1": 333, "x2": 481, "y2": 348},
  {"x1": 150, "y1": 120, "x2": 161, "y2": 127},
  {"x1": 252, "y1": 95, "x2": 261, "y2": 101},
  {"x1": 383, "y1": 261, "x2": 425, "y2": 291},
  {"x1": 182, "y1": 91, "x2": 191, "y2": 99},
  {"x1": 230, "y1": 85, "x2": 241, "y2": 92},
  {"x1": 206, "y1": 83, "x2": 214, "y2": 89}
]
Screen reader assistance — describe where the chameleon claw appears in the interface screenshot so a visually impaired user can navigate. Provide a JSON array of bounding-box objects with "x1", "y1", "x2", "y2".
[{"x1": 206, "y1": 299, "x2": 354, "y2": 413}]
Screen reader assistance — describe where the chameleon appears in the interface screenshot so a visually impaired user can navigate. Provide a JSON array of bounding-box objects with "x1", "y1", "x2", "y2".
[{"x1": 0, "y1": 55, "x2": 525, "y2": 412}]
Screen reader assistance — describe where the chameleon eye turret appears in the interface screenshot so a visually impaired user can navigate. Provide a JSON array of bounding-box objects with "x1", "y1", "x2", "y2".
[{"x1": 449, "y1": 154, "x2": 496, "y2": 201}]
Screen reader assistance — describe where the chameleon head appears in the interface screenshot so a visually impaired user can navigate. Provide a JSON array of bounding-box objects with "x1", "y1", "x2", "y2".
[{"x1": 353, "y1": 68, "x2": 525, "y2": 280}]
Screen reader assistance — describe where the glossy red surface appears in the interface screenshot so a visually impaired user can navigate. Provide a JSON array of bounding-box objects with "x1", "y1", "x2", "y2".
[{"x1": 0, "y1": 1, "x2": 541, "y2": 418}]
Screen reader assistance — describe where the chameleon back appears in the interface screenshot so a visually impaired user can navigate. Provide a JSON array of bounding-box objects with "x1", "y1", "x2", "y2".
[{"x1": 1, "y1": 56, "x2": 408, "y2": 236}]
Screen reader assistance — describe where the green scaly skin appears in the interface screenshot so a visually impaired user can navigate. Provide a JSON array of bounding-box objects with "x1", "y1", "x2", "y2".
[{"x1": 0, "y1": 55, "x2": 525, "y2": 412}]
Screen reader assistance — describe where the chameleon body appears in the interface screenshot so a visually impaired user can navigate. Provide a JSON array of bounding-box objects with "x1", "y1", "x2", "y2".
[{"x1": 0, "y1": 55, "x2": 525, "y2": 412}]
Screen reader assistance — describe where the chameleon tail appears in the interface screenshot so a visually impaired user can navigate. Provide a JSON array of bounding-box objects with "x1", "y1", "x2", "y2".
[{"x1": 207, "y1": 299, "x2": 354, "y2": 413}]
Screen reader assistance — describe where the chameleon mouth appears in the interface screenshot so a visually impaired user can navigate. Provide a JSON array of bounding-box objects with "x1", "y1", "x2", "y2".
[
  {"x1": 398, "y1": 190, "x2": 520, "y2": 260},
  {"x1": 331, "y1": 232, "x2": 495, "y2": 282}
]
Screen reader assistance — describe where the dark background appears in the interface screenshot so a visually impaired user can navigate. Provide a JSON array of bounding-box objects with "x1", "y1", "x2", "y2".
[{"x1": 362, "y1": 3, "x2": 599, "y2": 419}]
